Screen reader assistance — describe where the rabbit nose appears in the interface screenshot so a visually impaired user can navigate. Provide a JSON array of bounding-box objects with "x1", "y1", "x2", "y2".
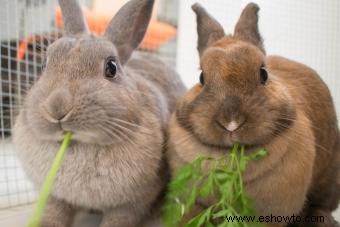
[
  {"x1": 224, "y1": 118, "x2": 246, "y2": 132},
  {"x1": 219, "y1": 96, "x2": 246, "y2": 132},
  {"x1": 216, "y1": 117, "x2": 246, "y2": 132},
  {"x1": 222, "y1": 96, "x2": 241, "y2": 117},
  {"x1": 225, "y1": 120, "x2": 240, "y2": 132},
  {"x1": 41, "y1": 89, "x2": 73, "y2": 123}
]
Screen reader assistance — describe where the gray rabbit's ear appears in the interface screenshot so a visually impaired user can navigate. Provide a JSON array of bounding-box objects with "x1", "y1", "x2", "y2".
[
  {"x1": 104, "y1": 0, "x2": 155, "y2": 65},
  {"x1": 234, "y1": 3, "x2": 265, "y2": 53},
  {"x1": 58, "y1": 0, "x2": 88, "y2": 35},
  {"x1": 192, "y1": 3, "x2": 225, "y2": 57}
]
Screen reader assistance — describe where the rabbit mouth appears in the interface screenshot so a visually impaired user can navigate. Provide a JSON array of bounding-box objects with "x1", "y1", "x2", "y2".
[
  {"x1": 34, "y1": 103, "x2": 140, "y2": 145},
  {"x1": 59, "y1": 121, "x2": 133, "y2": 145},
  {"x1": 41, "y1": 106, "x2": 74, "y2": 124},
  {"x1": 208, "y1": 120, "x2": 247, "y2": 147}
]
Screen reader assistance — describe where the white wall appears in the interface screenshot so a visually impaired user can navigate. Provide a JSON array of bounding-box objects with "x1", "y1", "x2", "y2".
[{"x1": 176, "y1": 0, "x2": 340, "y2": 117}]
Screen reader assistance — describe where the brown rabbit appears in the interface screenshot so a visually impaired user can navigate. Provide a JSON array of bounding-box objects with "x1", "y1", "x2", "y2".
[
  {"x1": 12, "y1": 0, "x2": 185, "y2": 226},
  {"x1": 167, "y1": 3, "x2": 340, "y2": 227}
]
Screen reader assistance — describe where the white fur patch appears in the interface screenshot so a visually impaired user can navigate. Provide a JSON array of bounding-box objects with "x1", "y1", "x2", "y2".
[{"x1": 226, "y1": 120, "x2": 239, "y2": 132}]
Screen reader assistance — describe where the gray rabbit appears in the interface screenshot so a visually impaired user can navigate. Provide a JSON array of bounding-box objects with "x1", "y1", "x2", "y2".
[{"x1": 12, "y1": 0, "x2": 185, "y2": 226}]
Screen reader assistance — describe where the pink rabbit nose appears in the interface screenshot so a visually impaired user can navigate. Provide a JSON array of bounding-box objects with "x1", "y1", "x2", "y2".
[
  {"x1": 219, "y1": 118, "x2": 246, "y2": 132},
  {"x1": 41, "y1": 89, "x2": 73, "y2": 123},
  {"x1": 225, "y1": 121, "x2": 240, "y2": 132}
]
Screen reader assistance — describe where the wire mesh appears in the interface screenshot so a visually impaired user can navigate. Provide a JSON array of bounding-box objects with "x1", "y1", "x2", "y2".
[{"x1": 0, "y1": 0, "x2": 178, "y2": 209}]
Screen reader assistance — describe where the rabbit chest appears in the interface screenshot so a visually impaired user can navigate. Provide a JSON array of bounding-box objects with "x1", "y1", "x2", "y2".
[
  {"x1": 168, "y1": 111, "x2": 315, "y2": 217},
  {"x1": 242, "y1": 111, "x2": 315, "y2": 217},
  {"x1": 14, "y1": 123, "x2": 164, "y2": 210}
]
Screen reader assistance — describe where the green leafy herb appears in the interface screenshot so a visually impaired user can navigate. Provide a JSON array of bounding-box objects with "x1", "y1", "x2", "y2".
[
  {"x1": 28, "y1": 132, "x2": 72, "y2": 227},
  {"x1": 163, "y1": 144, "x2": 268, "y2": 227}
]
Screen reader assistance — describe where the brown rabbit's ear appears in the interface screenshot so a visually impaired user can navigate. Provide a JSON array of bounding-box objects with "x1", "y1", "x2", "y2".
[
  {"x1": 192, "y1": 3, "x2": 225, "y2": 57},
  {"x1": 104, "y1": 0, "x2": 155, "y2": 65},
  {"x1": 58, "y1": 0, "x2": 88, "y2": 35},
  {"x1": 234, "y1": 3, "x2": 265, "y2": 53}
]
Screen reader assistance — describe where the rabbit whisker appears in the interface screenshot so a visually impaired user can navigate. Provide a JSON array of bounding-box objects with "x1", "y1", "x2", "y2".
[
  {"x1": 99, "y1": 124, "x2": 126, "y2": 143},
  {"x1": 103, "y1": 122, "x2": 132, "y2": 143},
  {"x1": 112, "y1": 118, "x2": 152, "y2": 133}
]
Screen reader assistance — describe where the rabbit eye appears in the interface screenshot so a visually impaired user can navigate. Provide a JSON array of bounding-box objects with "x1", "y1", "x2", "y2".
[
  {"x1": 105, "y1": 58, "x2": 117, "y2": 79},
  {"x1": 199, "y1": 72, "x2": 205, "y2": 85},
  {"x1": 260, "y1": 65, "x2": 268, "y2": 84}
]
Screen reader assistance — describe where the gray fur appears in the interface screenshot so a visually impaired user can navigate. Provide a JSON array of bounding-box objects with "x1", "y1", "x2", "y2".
[
  {"x1": 13, "y1": 0, "x2": 186, "y2": 226},
  {"x1": 104, "y1": 0, "x2": 155, "y2": 64},
  {"x1": 58, "y1": 0, "x2": 88, "y2": 35}
]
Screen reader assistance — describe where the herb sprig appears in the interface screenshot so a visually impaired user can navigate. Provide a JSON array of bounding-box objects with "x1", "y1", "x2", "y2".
[
  {"x1": 28, "y1": 132, "x2": 72, "y2": 227},
  {"x1": 163, "y1": 144, "x2": 268, "y2": 227}
]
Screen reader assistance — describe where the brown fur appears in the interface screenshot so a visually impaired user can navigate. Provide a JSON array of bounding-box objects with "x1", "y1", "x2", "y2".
[{"x1": 167, "y1": 3, "x2": 340, "y2": 227}]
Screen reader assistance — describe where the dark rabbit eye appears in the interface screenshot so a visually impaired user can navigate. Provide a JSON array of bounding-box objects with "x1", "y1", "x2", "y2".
[
  {"x1": 199, "y1": 72, "x2": 205, "y2": 85},
  {"x1": 105, "y1": 58, "x2": 117, "y2": 79},
  {"x1": 260, "y1": 65, "x2": 268, "y2": 84}
]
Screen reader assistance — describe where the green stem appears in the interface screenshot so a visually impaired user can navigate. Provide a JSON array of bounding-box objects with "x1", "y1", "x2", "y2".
[
  {"x1": 28, "y1": 132, "x2": 72, "y2": 227},
  {"x1": 229, "y1": 144, "x2": 237, "y2": 171},
  {"x1": 235, "y1": 149, "x2": 244, "y2": 194}
]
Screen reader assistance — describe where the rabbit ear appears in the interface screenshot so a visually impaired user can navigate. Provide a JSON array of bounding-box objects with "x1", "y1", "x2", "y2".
[
  {"x1": 234, "y1": 3, "x2": 265, "y2": 53},
  {"x1": 104, "y1": 0, "x2": 155, "y2": 65},
  {"x1": 192, "y1": 3, "x2": 225, "y2": 57},
  {"x1": 58, "y1": 0, "x2": 88, "y2": 35}
]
